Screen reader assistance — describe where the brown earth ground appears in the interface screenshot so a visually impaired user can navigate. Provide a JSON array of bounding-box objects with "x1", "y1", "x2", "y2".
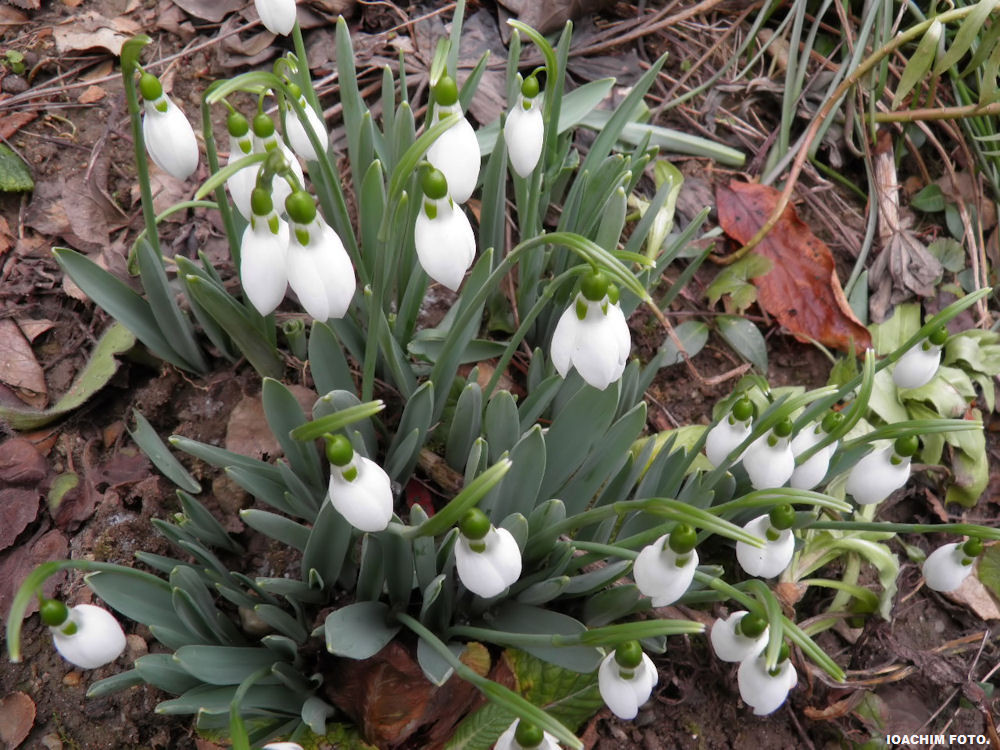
[{"x1": 1, "y1": 1, "x2": 999, "y2": 749}]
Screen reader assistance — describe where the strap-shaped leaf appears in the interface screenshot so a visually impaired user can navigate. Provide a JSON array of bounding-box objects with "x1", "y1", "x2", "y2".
[
  {"x1": 446, "y1": 381, "x2": 483, "y2": 470},
  {"x1": 129, "y1": 410, "x2": 200, "y2": 493},
  {"x1": 484, "y1": 390, "x2": 519, "y2": 462},
  {"x1": 262, "y1": 378, "x2": 323, "y2": 490},
  {"x1": 490, "y1": 426, "x2": 546, "y2": 521},
  {"x1": 893, "y1": 19, "x2": 941, "y2": 108},
  {"x1": 301, "y1": 499, "x2": 352, "y2": 587},
  {"x1": 308, "y1": 322, "x2": 356, "y2": 397},
  {"x1": 717, "y1": 314, "x2": 768, "y2": 372},
  {"x1": 240, "y1": 509, "x2": 310, "y2": 551},
  {"x1": 934, "y1": 0, "x2": 1000, "y2": 75},
  {"x1": 172, "y1": 646, "x2": 284, "y2": 686},
  {"x1": 324, "y1": 601, "x2": 400, "y2": 659}
]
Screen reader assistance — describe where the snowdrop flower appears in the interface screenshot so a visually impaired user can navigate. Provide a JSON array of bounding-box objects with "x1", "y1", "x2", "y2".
[
  {"x1": 923, "y1": 538, "x2": 981, "y2": 592},
  {"x1": 413, "y1": 168, "x2": 476, "y2": 290},
  {"x1": 709, "y1": 610, "x2": 768, "y2": 663},
  {"x1": 597, "y1": 641, "x2": 657, "y2": 720},
  {"x1": 633, "y1": 524, "x2": 698, "y2": 607},
  {"x1": 705, "y1": 395, "x2": 754, "y2": 467},
  {"x1": 225, "y1": 111, "x2": 257, "y2": 220},
  {"x1": 255, "y1": 0, "x2": 296, "y2": 36},
  {"x1": 893, "y1": 326, "x2": 947, "y2": 389},
  {"x1": 503, "y1": 75, "x2": 544, "y2": 178},
  {"x1": 262, "y1": 744, "x2": 304, "y2": 750},
  {"x1": 426, "y1": 75, "x2": 480, "y2": 203},
  {"x1": 284, "y1": 83, "x2": 327, "y2": 162},
  {"x1": 735, "y1": 505, "x2": 796, "y2": 579},
  {"x1": 737, "y1": 644, "x2": 797, "y2": 716},
  {"x1": 455, "y1": 509, "x2": 521, "y2": 598},
  {"x1": 742, "y1": 418, "x2": 795, "y2": 490},
  {"x1": 845, "y1": 435, "x2": 918, "y2": 506},
  {"x1": 550, "y1": 271, "x2": 631, "y2": 391},
  {"x1": 493, "y1": 719, "x2": 560, "y2": 750},
  {"x1": 240, "y1": 187, "x2": 289, "y2": 316},
  {"x1": 789, "y1": 411, "x2": 843, "y2": 490},
  {"x1": 139, "y1": 73, "x2": 199, "y2": 180},
  {"x1": 40, "y1": 599, "x2": 126, "y2": 670},
  {"x1": 325, "y1": 435, "x2": 393, "y2": 533},
  {"x1": 284, "y1": 190, "x2": 355, "y2": 320}
]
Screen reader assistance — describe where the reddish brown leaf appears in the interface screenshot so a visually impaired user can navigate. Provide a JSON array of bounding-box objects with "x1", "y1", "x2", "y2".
[
  {"x1": 0, "y1": 437, "x2": 47, "y2": 485},
  {"x1": 0, "y1": 529, "x2": 68, "y2": 620},
  {"x1": 0, "y1": 112, "x2": 36, "y2": 140},
  {"x1": 716, "y1": 181, "x2": 871, "y2": 354},
  {"x1": 0, "y1": 489, "x2": 39, "y2": 551},
  {"x1": 0, "y1": 319, "x2": 47, "y2": 408},
  {"x1": 0, "y1": 691, "x2": 35, "y2": 749}
]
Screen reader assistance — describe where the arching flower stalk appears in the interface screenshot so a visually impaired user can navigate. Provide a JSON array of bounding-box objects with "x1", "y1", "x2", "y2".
[
  {"x1": 633, "y1": 523, "x2": 698, "y2": 607},
  {"x1": 743, "y1": 418, "x2": 795, "y2": 490},
  {"x1": 240, "y1": 186, "x2": 289, "y2": 316},
  {"x1": 139, "y1": 72, "x2": 199, "y2": 181},
  {"x1": 550, "y1": 270, "x2": 631, "y2": 391},
  {"x1": 413, "y1": 167, "x2": 476, "y2": 291},
  {"x1": 736, "y1": 504, "x2": 796, "y2": 579},
  {"x1": 325, "y1": 435, "x2": 393, "y2": 533},
  {"x1": 923, "y1": 537, "x2": 982, "y2": 592},
  {"x1": 705, "y1": 395, "x2": 754, "y2": 467},
  {"x1": 284, "y1": 190, "x2": 355, "y2": 320},
  {"x1": 737, "y1": 643, "x2": 797, "y2": 716},
  {"x1": 709, "y1": 610, "x2": 769, "y2": 663},
  {"x1": 503, "y1": 74, "x2": 544, "y2": 178},
  {"x1": 454, "y1": 509, "x2": 522, "y2": 599},
  {"x1": 789, "y1": 411, "x2": 843, "y2": 490},
  {"x1": 845, "y1": 435, "x2": 919, "y2": 506},
  {"x1": 40, "y1": 599, "x2": 126, "y2": 670},
  {"x1": 893, "y1": 325, "x2": 947, "y2": 389},
  {"x1": 597, "y1": 640, "x2": 658, "y2": 720},
  {"x1": 426, "y1": 75, "x2": 480, "y2": 204}
]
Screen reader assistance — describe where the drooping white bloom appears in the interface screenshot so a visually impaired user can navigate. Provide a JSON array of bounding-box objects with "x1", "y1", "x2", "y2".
[
  {"x1": 709, "y1": 611, "x2": 768, "y2": 663},
  {"x1": 551, "y1": 293, "x2": 631, "y2": 391},
  {"x1": 285, "y1": 96, "x2": 327, "y2": 162},
  {"x1": 328, "y1": 455, "x2": 393, "y2": 532},
  {"x1": 597, "y1": 649, "x2": 658, "y2": 720},
  {"x1": 142, "y1": 94, "x2": 199, "y2": 181},
  {"x1": 504, "y1": 95, "x2": 544, "y2": 178},
  {"x1": 736, "y1": 514, "x2": 794, "y2": 579},
  {"x1": 286, "y1": 218, "x2": 355, "y2": 320},
  {"x1": 262, "y1": 744, "x2": 304, "y2": 750},
  {"x1": 705, "y1": 415, "x2": 751, "y2": 468},
  {"x1": 50, "y1": 604, "x2": 127, "y2": 670},
  {"x1": 414, "y1": 196, "x2": 476, "y2": 291},
  {"x1": 226, "y1": 132, "x2": 256, "y2": 220},
  {"x1": 633, "y1": 533, "x2": 698, "y2": 607},
  {"x1": 255, "y1": 0, "x2": 297, "y2": 35},
  {"x1": 241, "y1": 209, "x2": 289, "y2": 316},
  {"x1": 493, "y1": 720, "x2": 560, "y2": 750},
  {"x1": 455, "y1": 526, "x2": 522, "y2": 598},
  {"x1": 922, "y1": 542, "x2": 976, "y2": 592},
  {"x1": 742, "y1": 432, "x2": 795, "y2": 490},
  {"x1": 893, "y1": 341, "x2": 942, "y2": 389},
  {"x1": 845, "y1": 446, "x2": 911, "y2": 506},
  {"x1": 789, "y1": 425, "x2": 836, "y2": 491},
  {"x1": 427, "y1": 107, "x2": 480, "y2": 204},
  {"x1": 737, "y1": 652, "x2": 797, "y2": 716}
]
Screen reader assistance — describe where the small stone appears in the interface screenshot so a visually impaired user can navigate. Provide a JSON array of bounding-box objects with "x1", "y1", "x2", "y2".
[
  {"x1": 40, "y1": 734, "x2": 63, "y2": 750},
  {"x1": 125, "y1": 634, "x2": 148, "y2": 661},
  {"x1": 2, "y1": 76, "x2": 28, "y2": 94},
  {"x1": 62, "y1": 671, "x2": 81, "y2": 687}
]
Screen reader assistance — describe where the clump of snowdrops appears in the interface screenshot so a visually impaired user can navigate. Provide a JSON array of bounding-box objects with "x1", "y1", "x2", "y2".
[{"x1": 6, "y1": 2, "x2": 999, "y2": 748}]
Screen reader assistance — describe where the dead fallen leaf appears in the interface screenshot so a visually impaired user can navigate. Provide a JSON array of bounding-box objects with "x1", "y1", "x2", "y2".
[
  {"x1": 78, "y1": 85, "x2": 106, "y2": 104},
  {"x1": 497, "y1": 0, "x2": 615, "y2": 33},
  {"x1": 0, "y1": 437, "x2": 47, "y2": 485},
  {"x1": 716, "y1": 180, "x2": 872, "y2": 354},
  {"x1": 0, "y1": 319, "x2": 47, "y2": 409},
  {"x1": 225, "y1": 386, "x2": 316, "y2": 460},
  {"x1": 4, "y1": 0, "x2": 38, "y2": 11},
  {"x1": 0, "y1": 7, "x2": 30, "y2": 23},
  {"x1": 52, "y1": 13, "x2": 141, "y2": 56},
  {"x1": 172, "y1": 0, "x2": 243, "y2": 21},
  {"x1": 0, "y1": 529, "x2": 68, "y2": 620},
  {"x1": 945, "y1": 566, "x2": 1000, "y2": 620},
  {"x1": 0, "y1": 112, "x2": 37, "y2": 140},
  {"x1": 0, "y1": 692, "x2": 35, "y2": 749},
  {"x1": 25, "y1": 178, "x2": 112, "y2": 253},
  {"x1": 16, "y1": 318, "x2": 56, "y2": 342},
  {"x1": 0, "y1": 489, "x2": 39, "y2": 552}
]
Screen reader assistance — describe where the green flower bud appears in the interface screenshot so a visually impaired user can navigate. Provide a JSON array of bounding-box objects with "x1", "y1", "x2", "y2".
[
  {"x1": 421, "y1": 167, "x2": 449, "y2": 200},
  {"x1": 39, "y1": 598, "x2": 70, "y2": 627},
  {"x1": 325, "y1": 435, "x2": 354, "y2": 467},
  {"x1": 928, "y1": 325, "x2": 948, "y2": 347},
  {"x1": 668, "y1": 523, "x2": 698, "y2": 555},
  {"x1": 769, "y1": 503, "x2": 796, "y2": 531},
  {"x1": 731, "y1": 396, "x2": 754, "y2": 422},
  {"x1": 580, "y1": 270, "x2": 610, "y2": 302},
  {"x1": 963, "y1": 537, "x2": 983, "y2": 558},
  {"x1": 287, "y1": 82, "x2": 302, "y2": 99},
  {"x1": 820, "y1": 411, "x2": 844, "y2": 434},
  {"x1": 773, "y1": 418, "x2": 793, "y2": 438},
  {"x1": 433, "y1": 75, "x2": 459, "y2": 107},
  {"x1": 514, "y1": 720, "x2": 544, "y2": 748},
  {"x1": 520, "y1": 75, "x2": 540, "y2": 100},
  {"x1": 893, "y1": 434, "x2": 919, "y2": 458},
  {"x1": 460, "y1": 508, "x2": 491, "y2": 540},
  {"x1": 737, "y1": 611, "x2": 767, "y2": 638},
  {"x1": 614, "y1": 640, "x2": 643, "y2": 669},
  {"x1": 250, "y1": 187, "x2": 273, "y2": 217},
  {"x1": 284, "y1": 190, "x2": 317, "y2": 224},
  {"x1": 227, "y1": 111, "x2": 249, "y2": 137},
  {"x1": 252, "y1": 113, "x2": 276, "y2": 138},
  {"x1": 138, "y1": 72, "x2": 163, "y2": 101}
]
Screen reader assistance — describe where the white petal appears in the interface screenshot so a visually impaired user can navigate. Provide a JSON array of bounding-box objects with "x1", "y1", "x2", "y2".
[
  {"x1": 311, "y1": 223, "x2": 356, "y2": 319},
  {"x1": 287, "y1": 221, "x2": 355, "y2": 320},
  {"x1": 51, "y1": 604, "x2": 127, "y2": 669},
  {"x1": 705, "y1": 417, "x2": 751, "y2": 467},
  {"x1": 561, "y1": 297, "x2": 630, "y2": 390},
  {"x1": 549, "y1": 305, "x2": 579, "y2": 378},
  {"x1": 893, "y1": 344, "x2": 942, "y2": 389},
  {"x1": 286, "y1": 102, "x2": 327, "y2": 162},
  {"x1": 597, "y1": 652, "x2": 657, "y2": 720},
  {"x1": 327, "y1": 457, "x2": 393, "y2": 532},
  {"x1": 846, "y1": 447, "x2": 911, "y2": 506},
  {"x1": 494, "y1": 720, "x2": 559, "y2": 750},
  {"x1": 255, "y1": 0, "x2": 296, "y2": 35},
  {"x1": 922, "y1": 542, "x2": 974, "y2": 592},
  {"x1": 709, "y1": 611, "x2": 768, "y2": 663},
  {"x1": 227, "y1": 163, "x2": 257, "y2": 221},
  {"x1": 504, "y1": 100, "x2": 544, "y2": 178},
  {"x1": 738, "y1": 654, "x2": 796, "y2": 716},
  {"x1": 789, "y1": 428, "x2": 835, "y2": 490},
  {"x1": 143, "y1": 97, "x2": 199, "y2": 180},
  {"x1": 743, "y1": 435, "x2": 795, "y2": 490},
  {"x1": 736, "y1": 515, "x2": 794, "y2": 578},
  {"x1": 262, "y1": 744, "x2": 304, "y2": 750},
  {"x1": 455, "y1": 537, "x2": 509, "y2": 598},
  {"x1": 427, "y1": 111, "x2": 480, "y2": 203},
  {"x1": 633, "y1": 535, "x2": 698, "y2": 607},
  {"x1": 414, "y1": 200, "x2": 476, "y2": 290},
  {"x1": 487, "y1": 527, "x2": 523, "y2": 588},
  {"x1": 241, "y1": 215, "x2": 289, "y2": 315}
]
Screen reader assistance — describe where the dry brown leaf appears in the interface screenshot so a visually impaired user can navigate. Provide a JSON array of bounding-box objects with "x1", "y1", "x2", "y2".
[
  {"x1": 25, "y1": 178, "x2": 112, "y2": 252},
  {"x1": 0, "y1": 489, "x2": 40, "y2": 552},
  {"x1": 716, "y1": 180, "x2": 872, "y2": 354},
  {"x1": 0, "y1": 437, "x2": 47, "y2": 485},
  {"x1": 52, "y1": 13, "x2": 141, "y2": 56},
  {"x1": 0, "y1": 319, "x2": 47, "y2": 409},
  {"x1": 944, "y1": 569, "x2": 1000, "y2": 620},
  {"x1": 78, "y1": 85, "x2": 106, "y2": 104},
  {"x1": 16, "y1": 318, "x2": 55, "y2": 342},
  {"x1": 0, "y1": 112, "x2": 36, "y2": 140},
  {"x1": 172, "y1": 0, "x2": 243, "y2": 22},
  {"x1": 226, "y1": 386, "x2": 316, "y2": 460},
  {"x1": 0, "y1": 7, "x2": 30, "y2": 23},
  {"x1": 0, "y1": 692, "x2": 35, "y2": 749},
  {"x1": 0, "y1": 529, "x2": 68, "y2": 620},
  {"x1": 5, "y1": 0, "x2": 38, "y2": 10}
]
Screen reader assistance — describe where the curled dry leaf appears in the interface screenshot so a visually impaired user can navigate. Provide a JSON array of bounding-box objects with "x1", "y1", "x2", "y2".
[
  {"x1": 0, "y1": 319, "x2": 47, "y2": 409},
  {"x1": 716, "y1": 180, "x2": 872, "y2": 354},
  {"x1": 0, "y1": 437, "x2": 47, "y2": 484},
  {"x1": 0, "y1": 691, "x2": 35, "y2": 749}
]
